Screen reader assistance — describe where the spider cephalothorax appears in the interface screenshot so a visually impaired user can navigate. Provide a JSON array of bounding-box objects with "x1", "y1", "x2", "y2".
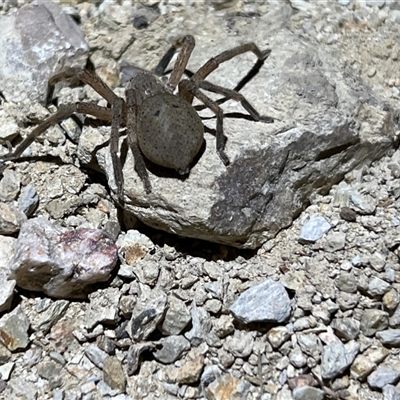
[{"x1": 2, "y1": 35, "x2": 274, "y2": 202}]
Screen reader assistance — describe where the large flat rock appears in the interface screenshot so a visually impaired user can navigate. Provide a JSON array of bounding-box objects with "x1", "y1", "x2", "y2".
[{"x1": 97, "y1": 30, "x2": 396, "y2": 248}]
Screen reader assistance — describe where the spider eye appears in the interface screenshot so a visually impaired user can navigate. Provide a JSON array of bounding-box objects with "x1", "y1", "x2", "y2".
[{"x1": 154, "y1": 110, "x2": 160, "y2": 116}]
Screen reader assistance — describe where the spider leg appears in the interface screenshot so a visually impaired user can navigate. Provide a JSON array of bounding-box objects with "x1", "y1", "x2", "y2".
[
  {"x1": 159, "y1": 35, "x2": 195, "y2": 92},
  {"x1": 179, "y1": 78, "x2": 274, "y2": 166},
  {"x1": 194, "y1": 43, "x2": 269, "y2": 81},
  {"x1": 193, "y1": 80, "x2": 274, "y2": 123},
  {"x1": 126, "y1": 88, "x2": 152, "y2": 194},
  {"x1": 2, "y1": 103, "x2": 112, "y2": 160},
  {"x1": 109, "y1": 97, "x2": 126, "y2": 203},
  {"x1": 181, "y1": 43, "x2": 271, "y2": 104},
  {"x1": 179, "y1": 80, "x2": 229, "y2": 166},
  {"x1": 47, "y1": 68, "x2": 119, "y2": 106}
]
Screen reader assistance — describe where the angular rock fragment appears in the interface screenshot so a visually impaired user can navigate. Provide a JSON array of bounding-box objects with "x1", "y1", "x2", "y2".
[
  {"x1": 367, "y1": 366, "x2": 400, "y2": 389},
  {"x1": 0, "y1": 202, "x2": 27, "y2": 235},
  {"x1": 229, "y1": 279, "x2": 291, "y2": 324},
  {"x1": 299, "y1": 215, "x2": 331, "y2": 244},
  {"x1": 321, "y1": 339, "x2": 359, "y2": 380},
  {"x1": 9, "y1": 217, "x2": 118, "y2": 299},
  {"x1": 103, "y1": 356, "x2": 126, "y2": 392},
  {"x1": 0, "y1": 305, "x2": 30, "y2": 351},
  {"x1": 127, "y1": 293, "x2": 167, "y2": 342},
  {"x1": 153, "y1": 335, "x2": 191, "y2": 364},
  {"x1": 85, "y1": 288, "x2": 121, "y2": 330},
  {"x1": 360, "y1": 309, "x2": 389, "y2": 337},
  {"x1": 31, "y1": 300, "x2": 69, "y2": 334},
  {"x1": 0, "y1": 236, "x2": 16, "y2": 312},
  {"x1": 376, "y1": 330, "x2": 400, "y2": 347},
  {"x1": 204, "y1": 373, "x2": 251, "y2": 400},
  {"x1": 160, "y1": 296, "x2": 191, "y2": 336},
  {"x1": 18, "y1": 185, "x2": 39, "y2": 217},
  {"x1": 126, "y1": 343, "x2": 155, "y2": 376},
  {"x1": 166, "y1": 347, "x2": 205, "y2": 384},
  {"x1": 0, "y1": 1, "x2": 89, "y2": 104}
]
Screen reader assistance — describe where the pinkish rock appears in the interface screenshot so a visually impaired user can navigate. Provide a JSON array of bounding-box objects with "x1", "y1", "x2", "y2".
[{"x1": 9, "y1": 217, "x2": 118, "y2": 299}]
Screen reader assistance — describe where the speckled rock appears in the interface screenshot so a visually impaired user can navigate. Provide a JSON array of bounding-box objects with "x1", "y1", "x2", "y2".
[{"x1": 9, "y1": 217, "x2": 118, "y2": 299}]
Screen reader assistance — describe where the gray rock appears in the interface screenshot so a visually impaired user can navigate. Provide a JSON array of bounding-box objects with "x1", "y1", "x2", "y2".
[
  {"x1": 331, "y1": 318, "x2": 360, "y2": 341},
  {"x1": 367, "y1": 277, "x2": 391, "y2": 296},
  {"x1": 0, "y1": 305, "x2": 30, "y2": 351},
  {"x1": 18, "y1": 185, "x2": 39, "y2": 217},
  {"x1": 85, "y1": 287, "x2": 121, "y2": 330},
  {"x1": 0, "y1": 362, "x2": 14, "y2": 380},
  {"x1": 9, "y1": 217, "x2": 118, "y2": 299},
  {"x1": 350, "y1": 192, "x2": 377, "y2": 215},
  {"x1": 296, "y1": 333, "x2": 321, "y2": 359},
  {"x1": 84, "y1": 344, "x2": 108, "y2": 370},
  {"x1": 212, "y1": 315, "x2": 235, "y2": 339},
  {"x1": 0, "y1": 236, "x2": 16, "y2": 312},
  {"x1": 335, "y1": 272, "x2": 357, "y2": 293},
  {"x1": 103, "y1": 356, "x2": 126, "y2": 392},
  {"x1": 160, "y1": 296, "x2": 191, "y2": 336},
  {"x1": 299, "y1": 215, "x2": 331, "y2": 243},
  {"x1": 185, "y1": 302, "x2": 209, "y2": 346},
  {"x1": 37, "y1": 360, "x2": 63, "y2": 388},
  {"x1": 321, "y1": 339, "x2": 357, "y2": 379},
  {"x1": 383, "y1": 385, "x2": 400, "y2": 400},
  {"x1": 367, "y1": 366, "x2": 400, "y2": 389},
  {"x1": 337, "y1": 292, "x2": 360, "y2": 311},
  {"x1": 360, "y1": 309, "x2": 389, "y2": 337},
  {"x1": 0, "y1": 343, "x2": 11, "y2": 364},
  {"x1": 0, "y1": 169, "x2": 20, "y2": 202},
  {"x1": 340, "y1": 206, "x2": 357, "y2": 222},
  {"x1": 0, "y1": 1, "x2": 89, "y2": 104},
  {"x1": 126, "y1": 342, "x2": 155, "y2": 376},
  {"x1": 0, "y1": 111, "x2": 19, "y2": 142},
  {"x1": 389, "y1": 305, "x2": 400, "y2": 328},
  {"x1": 324, "y1": 232, "x2": 346, "y2": 252},
  {"x1": 153, "y1": 335, "x2": 191, "y2": 364},
  {"x1": 95, "y1": 28, "x2": 395, "y2": 249},
  {"x1": 31, "y1": 300, "x2": 69, "y2": 333},
  {"x1": 204, "y1": 299, "x2": 222, "y2": 314},
  {"x1": 0, "y1": 202, "x2": 27, "y2": 235},
  {"x1": 289, "y1": 346, "x2": 307, "y2": 368},
  {"x1": 229, "y1": 279, "x2": 291, "y2": 324},
  {"x1": 8, "y1": 376, "x2": 38, "y2": 400},
  {"x1": 267, "y1": 326, "x2": 291, "y2": 349},
  {"x1": 369, "y1": 252, "x2": 386, "y2": 272},
  {"x1": 128, "y1": 293, "x2": 168, "y2": 342},
  {"x1": 376, "y1": 330, "x2": 400, "y2": 347},
  {"x1": 223, "y1": 331, "x2": 254, "y2": 358},
  {"x1": 293, "y1": 385, "x2": 325, "y2": 400}
]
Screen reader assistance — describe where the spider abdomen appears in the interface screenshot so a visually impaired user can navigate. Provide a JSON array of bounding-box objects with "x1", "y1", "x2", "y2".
[{"x1": 138, "y1": 93, "x2": 204, "y2": 174}]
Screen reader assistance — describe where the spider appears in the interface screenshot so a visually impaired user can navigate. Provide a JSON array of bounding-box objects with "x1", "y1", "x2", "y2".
[{"x1": 2, "y1": 35, "x2": 274, "y2": 202}]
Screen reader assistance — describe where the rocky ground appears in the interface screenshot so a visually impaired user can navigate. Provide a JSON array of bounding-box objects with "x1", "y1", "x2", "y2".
[{"x1": 0, "y1": 0, "x2": 400, "y2": 399}]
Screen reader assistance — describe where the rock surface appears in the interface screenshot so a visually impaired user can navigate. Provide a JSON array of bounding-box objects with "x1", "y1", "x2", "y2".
[
  {"x1": 0, "y1": 1, "x2": 399, "y2": 400},
  {"x1": 0, "y1": 0, "x2": 89, "y2": 105},
  {"x1": 96, "y1": 24, "x2": 397, "y2": 248},
  {"x1": 9, "y1": 217, "x2": 118, "y2": 298}
]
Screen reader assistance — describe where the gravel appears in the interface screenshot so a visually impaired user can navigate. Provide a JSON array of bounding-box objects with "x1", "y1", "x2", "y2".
[{"x1": 0, "y1": 0, "x2": 399, "y2": 399}]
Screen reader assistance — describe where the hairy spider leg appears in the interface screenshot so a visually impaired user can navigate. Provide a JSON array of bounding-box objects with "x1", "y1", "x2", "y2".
[
  {"x1": 179, "y1": 78, "x2": 274, "y2": 165},
  {"x1": 2, "y1": 103, "x2": 112, "y2": 160}
]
